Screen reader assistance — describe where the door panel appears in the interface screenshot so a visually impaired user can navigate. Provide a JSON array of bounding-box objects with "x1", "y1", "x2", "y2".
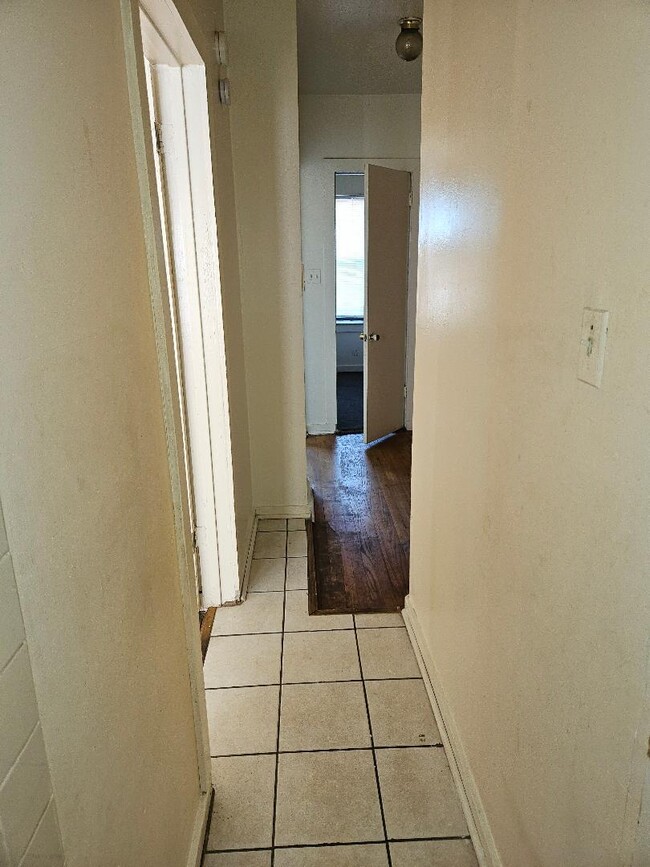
[{"x1": 364, "y1": 164, "x2": 411, "y2": 443}]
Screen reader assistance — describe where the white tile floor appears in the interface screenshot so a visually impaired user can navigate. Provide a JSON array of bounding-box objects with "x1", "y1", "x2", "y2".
[{"x1": 202, "y1": 520, "x2": 479, "y2": 867}]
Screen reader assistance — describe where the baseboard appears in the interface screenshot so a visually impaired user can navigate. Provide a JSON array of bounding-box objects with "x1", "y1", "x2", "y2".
[
  {"x1": 306, "y1": 423, "x2": 336, "y2": 435},
  {"x1": 238, "y1": 513, "x2": 258, "y2": 602},
  {"x1": 255, "y1": 505, "x2": 312, "y2": 519},
  {"x1": 402, "y1": 596, "x2": 502, "y2": 867},
  {"x1": 186, "y1": 789, "x2": 212, "y2": 867},
  {"x1": 337, "y1": 365, "x2": 363, "y2": 373}
]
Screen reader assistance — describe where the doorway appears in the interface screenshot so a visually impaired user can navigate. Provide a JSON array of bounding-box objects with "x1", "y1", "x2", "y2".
[
  {"x1": 333, "y1": 166, "x2": 412, "y2": 442},
  {"x1": 297, "y1": 1, "x2": 421, "y2": 614},
  {"x1": 335, "y1": 173, "x2": 365, "y2": 433},
  {"x1": 135, "y1": 3, "x2": 240, "y2": 610}
]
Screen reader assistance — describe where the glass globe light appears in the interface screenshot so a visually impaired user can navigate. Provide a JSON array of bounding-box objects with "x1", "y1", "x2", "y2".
[{"x1": 395, "y1": 17, "x2": 423, "y2": 62}]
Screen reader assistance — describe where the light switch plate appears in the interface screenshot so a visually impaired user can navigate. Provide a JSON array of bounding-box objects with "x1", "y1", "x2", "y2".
[
  {"x1": 578, "y1": 307, "x2": 609, "y2": 388},
  {"x1": 306, "y1": 269, "x2": 321, "y2": 285}
]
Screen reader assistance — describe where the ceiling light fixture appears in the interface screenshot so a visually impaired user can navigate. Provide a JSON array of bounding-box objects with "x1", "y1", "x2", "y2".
[{"x1": 395, "y1": 17, "x2": 423, "y2": 62}]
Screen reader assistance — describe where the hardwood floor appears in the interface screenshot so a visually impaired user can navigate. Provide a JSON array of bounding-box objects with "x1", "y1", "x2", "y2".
[{"x1": 306, "y1": 431, "x2": 411, "y2": 614}]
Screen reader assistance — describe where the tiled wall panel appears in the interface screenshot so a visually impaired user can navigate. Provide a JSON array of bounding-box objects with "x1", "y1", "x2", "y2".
[{"x1": 0, "y1": 504, "x2": 64, "y2": 866}]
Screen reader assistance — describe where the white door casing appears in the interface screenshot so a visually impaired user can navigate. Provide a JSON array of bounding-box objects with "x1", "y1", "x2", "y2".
[{"x1": 138, "y1": 5, "x2": 240, "y2": 609}]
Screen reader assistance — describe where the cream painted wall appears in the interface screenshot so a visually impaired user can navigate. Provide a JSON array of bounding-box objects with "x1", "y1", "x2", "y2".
[
  {"x1": 409, "y1": 2, "x2": 650, "y2": 865},
  {"x1": 224, "y1": 0, "x2": 309, "y2": 516},
  {"x1": 299, "y1": 94, "x2": 421, "y2": 434},
  {"x1": 0, "y1": 2, "x2": 216, "y2": 864}
]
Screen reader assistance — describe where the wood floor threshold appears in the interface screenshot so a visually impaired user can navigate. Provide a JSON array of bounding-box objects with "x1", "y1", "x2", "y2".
[
  {"x1": 307, "y1": 431, "x2": 411, "y2": 615},
  {"x1": 307, "y1": 491, "x2": 406, "y2": 617},
  {"x1": 200, "y1": 606, "x2": 217, "y2": 662}
]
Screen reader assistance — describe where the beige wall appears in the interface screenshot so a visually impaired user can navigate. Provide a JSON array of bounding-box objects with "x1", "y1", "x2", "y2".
[
  {"x1": 409, "y1": 1, "x2": 650, "y2": 865},
  {"x1": 224, "y1": 0, "x2": 309, "y2": 516},
  {"x1": 0, "y1": 1, "x2": 218, "y2": 863},
  {"x1": 299, "y1": 94, "x2": 421, "y2": 433},
  {"x1": 0, "y1": 500, "x2": 65, "y2": 866}
]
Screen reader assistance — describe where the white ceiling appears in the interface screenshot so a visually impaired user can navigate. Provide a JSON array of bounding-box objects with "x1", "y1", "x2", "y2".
[{"x1": 297, "y1": 0, "x2": 423, "y2": 95}]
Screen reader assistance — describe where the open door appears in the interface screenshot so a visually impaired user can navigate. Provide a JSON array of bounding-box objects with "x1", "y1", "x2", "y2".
[{"x1": 363, "y1": 164, "x2": 411, "y2": 444}]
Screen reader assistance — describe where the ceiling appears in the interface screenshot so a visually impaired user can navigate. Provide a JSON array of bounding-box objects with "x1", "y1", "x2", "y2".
[{"x1": 297, "y1": 0, "x2": 423, "y2": 95}]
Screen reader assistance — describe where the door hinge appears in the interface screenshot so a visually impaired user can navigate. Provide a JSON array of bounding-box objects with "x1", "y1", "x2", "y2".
[
  {"x1": 408, "y1": 189, "x2": 414, "y2": 207},
  {"x1": 192, "y1": 525, "x2": 199, "y2": 550},
  {"x1": 154, "y1": 121, "x2": 164, "y2": 154},
  {"x1": 403, "y1": 385, "x2": 408, "y2": 398}
]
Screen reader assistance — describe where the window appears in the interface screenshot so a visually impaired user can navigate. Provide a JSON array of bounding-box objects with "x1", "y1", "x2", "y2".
[{"x1": 335, "y1": 195, "x2": 365, "y2": 319}]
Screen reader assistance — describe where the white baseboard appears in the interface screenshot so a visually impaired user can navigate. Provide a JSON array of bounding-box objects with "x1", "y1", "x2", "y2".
[
  {"x1": 186, "y1": 789, "x2": 212, "y2": 867},
  {"x1": 306, "y1": 423, "x2": 336, "y2": 435},
  {"x1": 402, "y1": 596, "x2": 502, "y2": 867},
  {"x1": 238, "y1": 513, "x2": 259, "y2": 602}
]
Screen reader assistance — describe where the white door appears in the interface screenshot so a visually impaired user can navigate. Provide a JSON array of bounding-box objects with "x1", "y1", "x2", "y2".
[{"x1": 363, "y1": 164, "x2": 411, "y2": 444}]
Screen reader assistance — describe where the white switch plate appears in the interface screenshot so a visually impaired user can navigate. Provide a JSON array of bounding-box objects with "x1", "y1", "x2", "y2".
[
  {"x1": 578, "y1": 307, "x2": 609, "y2": 388},
  {"x1": 306, "y1": 269, "x2": 321, "y2": 285}
]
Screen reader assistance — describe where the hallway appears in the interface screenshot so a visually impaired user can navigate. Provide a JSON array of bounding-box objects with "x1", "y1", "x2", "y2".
[{"x1": 202, "y1": 520, "x2": 477, "y2": 865}]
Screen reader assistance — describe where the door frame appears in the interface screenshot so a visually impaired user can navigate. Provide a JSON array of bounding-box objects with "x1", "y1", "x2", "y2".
[
  {"x1": 313, "y1": 157, "x2": 420, "y2": 436},
  {"x1": 135, "y1": 2, "x2": 239, "y2": 611},
  {"x1": 120, "y1": 0, "x2": 234, "y2": 814}
]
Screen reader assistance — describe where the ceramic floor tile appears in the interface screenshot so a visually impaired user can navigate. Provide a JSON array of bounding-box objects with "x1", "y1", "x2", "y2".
[
  {"x1": 354, "y1": 612, "x2": 404, "y2": 629},
  {"x1": 279, "y1": 681, "x2": 370, "y2": 751},
  {"x1": 208, "y1": 755, "x2": 275, "y2": 850},
  {"x1": 390, "y1": 839, "x2": 478, "y2": 867},
  {"x1": 284, "y1": 591, "x2": 353, "y2": 632},
  {"x1": 253, "y1": 531, "x2": 286, "y2": 559},
  {"x1": 257, "y1": 518, "x2": 287, "y2": 532},
  {"x1": 376, "y1": 747, "x2": 468, "y2": 839},
  {"x1": 285, "y1": 557, "x2": 308, "y2": 590},
  {"x1": 203, "y1": 853, "x2": 272, "y2": 867},
  {"x1": 366, "y1": 679, "x2": 440, "y2": 746},
  {"x1": 275, "y1": 750, "x2": 383, "y2": 845},
  {"x1": 248, "y1": 558, "x2": 286, "y2": 592},
  {"x1": 206, "y1": 686, "x2": 279, "y2": 756},
  {"x1": 275, "y1": 844, "x2": 388, "y2": 866},
  {"x1": 287, "y1": 530, "x2": 307, "y2": 557},
  {"x1": 212, "y1": 593, "x2": 284, "y2": 636},
  {"x1": 287, "y1": 518, "x2": 306, "y2": 531},
  {"x1": 357, "y1": 628, "x2": 420, "y2": 679},
  {"x1": 282, "y1": 631, "x2": 361, "y2": 683},
  {"x1": 204, "y1": 634, "x2": 282, "y2": 687}
]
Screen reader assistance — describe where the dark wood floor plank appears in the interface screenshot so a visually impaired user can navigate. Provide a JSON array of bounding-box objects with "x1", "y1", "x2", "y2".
[
  {"x1": 200, "y1": 607, "x2": 217, "y2": 662},
  {"x1": 306, "y1": 431, "x2": 412, "y2": 614}
]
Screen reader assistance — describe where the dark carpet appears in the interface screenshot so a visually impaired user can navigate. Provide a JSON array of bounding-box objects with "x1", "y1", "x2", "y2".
[{"x1": 336, "y1": 372, "x2": 363, "y2": 432}]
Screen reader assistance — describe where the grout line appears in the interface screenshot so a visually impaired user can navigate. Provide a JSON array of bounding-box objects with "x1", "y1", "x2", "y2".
[
  {"x1": 204, "y1": 677, "x2": 422, "y2": 690},
  {"x1": 353, "y1": 615, "x2": 393, "y2": 867},
  {"x1": 16, "y1": 794, "x2": 54, "y2": 867},
  {"x1": 0, "y1": 638, "x2": 25, "y2": 677},
  {"x1": 205, "y1": 835, "x2": 472, "y2": 854},
  {"x1": 211, "y1": 744, "x2": 444, "y2": 758},
  {"x1": 212, "y1": 631, "x2": 284, "y2": 637},
  {"x1": 269, "y1": 529, "x2": 288, "y2": 867},
  {"x1": 248, "y1": 589, "x2": 286, "y2": 594},
  {"x1": 354, "y1": 625, "x2": 406, "y2": 630},
  {"x1": 212, "y1": 627, "x2": 355, "y2": 637}
]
